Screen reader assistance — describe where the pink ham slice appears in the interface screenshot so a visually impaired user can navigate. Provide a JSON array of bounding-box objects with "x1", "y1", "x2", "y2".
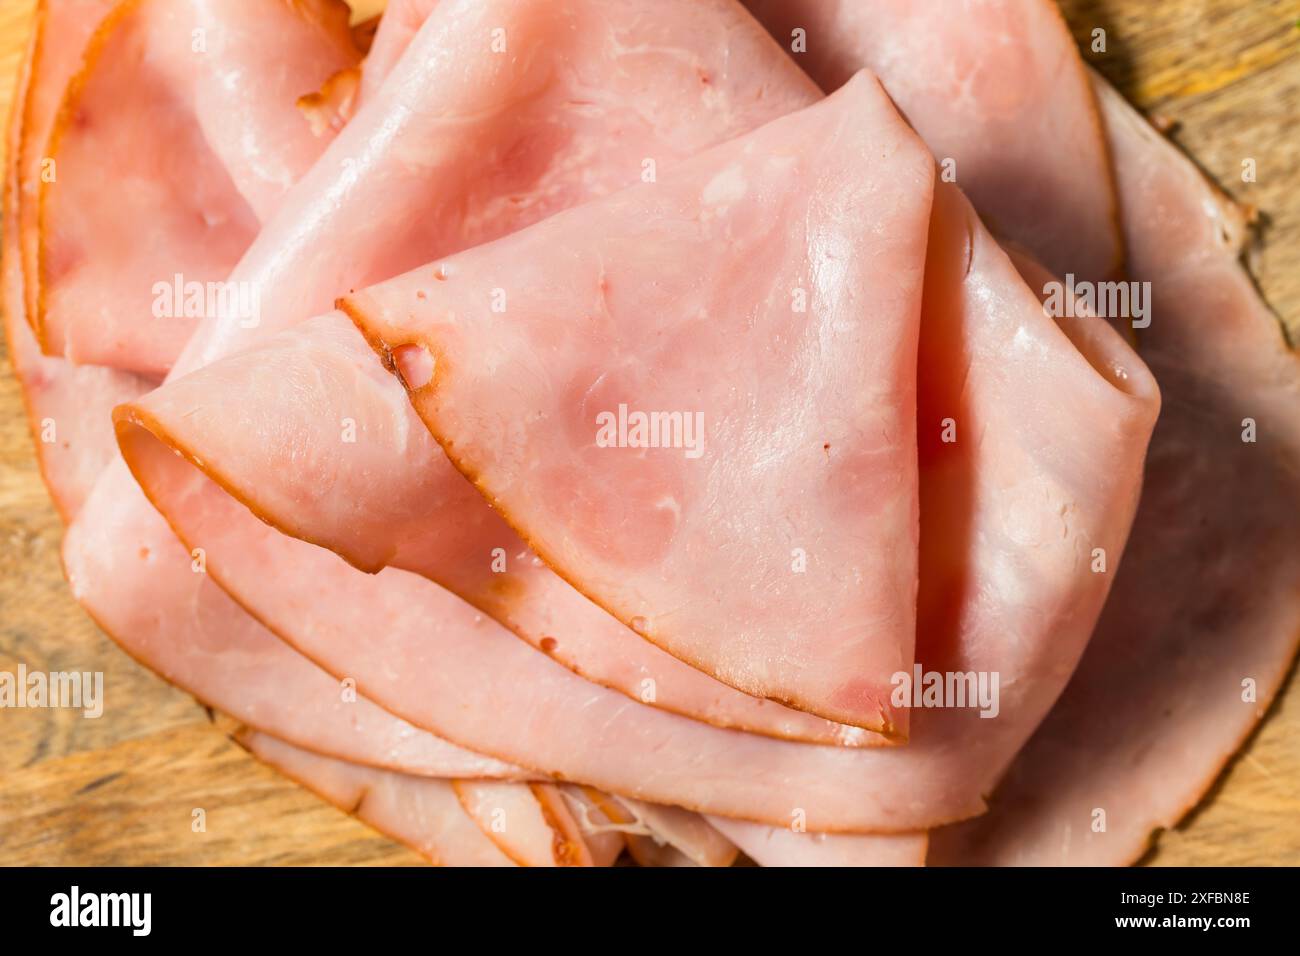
[
  {"x1": 6, "y1": 0, "x2": 522, "y2": 783},
  {"x1": 2, "y1": 0, "x2": 145, "y2": 521},
  {"x1": 35, "y1": 0, "x2": 359, "y2": 375},
  {"x1": 237, "y1": 731, "x2": 517, "y2": 867},
  {"x1": 743, "y1": 0, "x2": 1121, "y2": 283},
  {"x1": 928, "y1": 77, "x2": 1300, "y2": 866},
  {"x1": 453, "y1": 781, "x2": 596, "y2": 867},
  {"x1": 616, "y1": 800, "x2": 739, "y2": 868},
  {"x1": 707, "y1": 818, "x2": 926, "y2": 867},
  {"x1": 110, "y1": 0, "x2": 873, "y2": 746},
  {"x1": 116, "y1": 316, "x2": 874, "y2": 747},
  {"x1": 17, "y1": 0, "x2": 117, "y2": 344},
  {"x1": 62, "y1": 475, "x2": 528, "y2": 780},
  {"x1": 341, "y1": 70, "x2": 934, "y2": 733},
  {"x1": 129, "y1": 87, "x2": 1154, "y2": 831}
]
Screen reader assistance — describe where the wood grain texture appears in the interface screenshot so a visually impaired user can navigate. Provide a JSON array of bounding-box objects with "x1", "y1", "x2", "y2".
[{"x1": 0, "y1": 0, "x2": 1297, "y2": 866}]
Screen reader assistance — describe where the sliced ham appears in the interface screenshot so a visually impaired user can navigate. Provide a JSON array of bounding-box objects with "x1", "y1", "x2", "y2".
[
  {"x1": 357, "y1": 73, "x2": 925, "y2": 730},
  {"x1": 35, "y1": 0, "x2": 360, "y2": 374},
  {"x1": 342, "y1": 71, "x2": 935, "y2": 732},
  {"x1": 928, "y1": 77, "x2": 1300, "y2": 866},
  {"x1": 555, "y1": 788, "x2": 628, "y2": 867},
  {"x1": 18, "y1": 0, "x2": 1262, "y2": 867},
  {"x1": 237, "y1": 731, "x2": 516, "y2": 867},
  {"x1": 452, "y1": 781, "x2": 594, "y2": 867},
  {"x1": 110, "y1": 0, "x2": 875, "y2": 745},
  {"x1": 708, "y1": 817, "x2": 926, "y2": 867},
  {"x1": 617, "y1": 800, "x2": 739, "y2": 868},
  {"x1": 2, "y1": 0, "x2": 145, "y2": 521},
  {"x1": 743, "y1": 0, "x2": 1122, "y2": 282},
  {"x1": 342, "y1": 70, "x2": 1157, "y2": 744},
  {"x1": 5, "y1": 0, "x2": 523, "y2": 783},
  {"x1": 17, "y1": 0, "x2": 116, "y2": 340},
  {"x1": 62, "y1": 474, "x2": 527, "y2": 780},
  {"x1": 112, "y1": 85, "x2": 1155, "y2": 831}
]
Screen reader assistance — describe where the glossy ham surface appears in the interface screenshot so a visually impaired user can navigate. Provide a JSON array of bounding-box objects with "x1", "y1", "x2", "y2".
[
  {"x1": 7, "y1": 0, "x2": 1292, "y2": 868},
  {"x1": 343, "y1": 72, "x2": 933, "y2": 733},
  {"x1": 111, "y1": 0, "x2": 876, "y2": 745},
  {"x1": 3, "y1": 0, "x2": 144, "y2": 521},
  {"x1": 117, "y1": 88, "x2": 1154, "y2": 832}
]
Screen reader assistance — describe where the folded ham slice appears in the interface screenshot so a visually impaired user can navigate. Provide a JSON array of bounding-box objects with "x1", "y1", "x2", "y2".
[
  {"x1": 2, "y1": 0, "x2": 144, "y2": 521},
  {"x1": 5, "y1": 0, "x2": 525, "y2": 783},
  {"x1": 743, "y1": 0, "x2": 1122, "y2": 283},
  {"x1": 122, "y1": 83, "x2": 1155, "y2": 831},
  {"x1": 929, "y1": 76, "x2": 1300, "y2": 866},
  {"x1": 111, "y1": 0, "x2": 877, "y2": 745},
  {"x1": 17, "y1": 0, "x2": 116, "y2": 345},
  {"x1": 237, "y1": 731, "x2": 517, "y2": 867},
  {"x1": 344, "y1": 69, "x2": 932, "y2": 732},
  {"x1": 35, "y1": 0, "x2": 359, "y2": 374}
]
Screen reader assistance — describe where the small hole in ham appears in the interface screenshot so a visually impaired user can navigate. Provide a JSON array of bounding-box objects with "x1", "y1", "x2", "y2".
[{"x1": 392, "y1": 343, "x2": 435, "y2": 390}]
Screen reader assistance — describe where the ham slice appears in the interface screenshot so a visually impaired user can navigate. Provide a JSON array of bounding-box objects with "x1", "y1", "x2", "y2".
[
  {"x1": 62, "y1": 475, "x2": 527, "y2": 780},
  {"x1": 6, "y1": 0, "x2": 523, "y2": 783},
  {"x1": 35, "y1": 0, "x2": 359, "y2": 374},
  {"x1": 12, "y1": 0, "x2": 1196, "y2": 858},
  {"x1": 110, "y1": 0, "x2": 875, "y2": 745},
  {"x1": 17, "y1": 0, "x2": 116, "y2": 345},
  {"x1": 117, "y1": 84, "x2": 1155, "y2": 831},
  {"x1": 709, "y1": 817, "x2": 926, "y2": 867},
  {"x1": 341, "y1": 72, "x2": 1157, "y2": 746},
  {"x1": 929, "y1": 77, "x2": 1300, "y2": 866},
  {"x1": 743, "y1": 0, "x2": 1122, "y2": 283},
  {"x1": 617, "y1": 800, "x2": 739, "y2": 868},
  {"x1": 340, "y1": 69, "x2": 934, "y2": 734},
  {"x1": 2, "y1": 0, "x2": 145, "y2": 521},
  {"x1": 554, "y1": 788, "x2": 628, "y2": 867},
  {"x1": 453, "y1": 781, "x2": 595, "y2": 867},
  {"x1": 237, "y1": 731, "x2": 517, "y2": 867}
]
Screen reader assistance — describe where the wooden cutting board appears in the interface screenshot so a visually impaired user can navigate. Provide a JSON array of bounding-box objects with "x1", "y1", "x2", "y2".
[{"x1": 1, "y1": 0, "x2": 1298, "y2": 866}]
